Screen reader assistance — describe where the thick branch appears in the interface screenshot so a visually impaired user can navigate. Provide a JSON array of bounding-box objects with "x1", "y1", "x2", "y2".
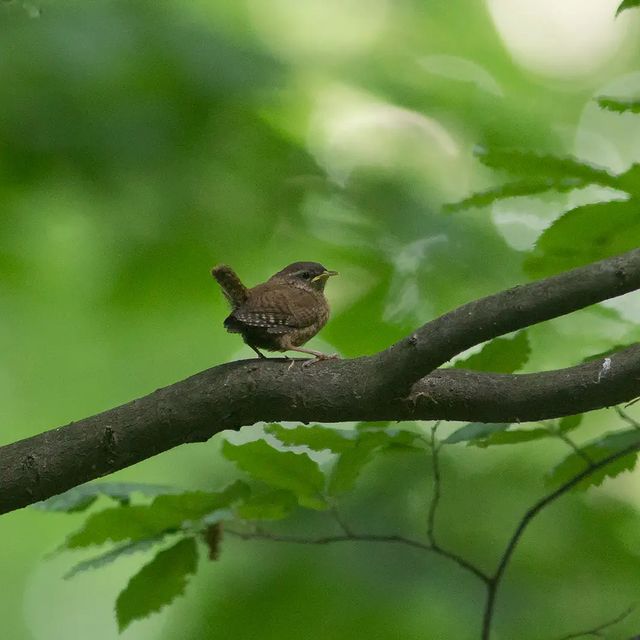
[
  {"x1": 409, "y1": 344, "x2": 640, "y2": 422},
  {"x1": 377, "y1": 247, "x2": 640, "y2": 392},
  {"x1": 2, "y1": 249, "x2": 640, "y2": 515}
]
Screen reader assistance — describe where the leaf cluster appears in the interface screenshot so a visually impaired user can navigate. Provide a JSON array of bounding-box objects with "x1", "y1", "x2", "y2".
[
  {"x1": 40, "y1": 406, "x2": 640, "y2": 632},
  {"x1": 39, "y1": 421, "x2": 426, "y2": 630},
  {"x1": 445, "y1": 93, "x2": 640, "y2": 280}
]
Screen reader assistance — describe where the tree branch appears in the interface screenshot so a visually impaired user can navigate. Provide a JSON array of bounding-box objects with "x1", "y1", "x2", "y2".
[
  {"x1": 225, "y1": 523, "x2": 490, "y2": 583},
  {"x1": 555, "y1": 605, "x2": 635, "y2": 639},
  {"x1": 2, "y1": 249, "x2": 640, "y2": 515},
  {"x1": 376, "y1": 247, "x2": 640, "y2": 392},
  {"x1": 481, "y1": 441, "x2": 640, "y2": 639},
  {"x1": 426, "y1": 423, "x2": 442, "y2": 546}
]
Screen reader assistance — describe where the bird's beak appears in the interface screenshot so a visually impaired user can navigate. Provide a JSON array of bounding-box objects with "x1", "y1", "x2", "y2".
[{"x1": 312, "y1": 270, "x2": 339, "y2": 282}]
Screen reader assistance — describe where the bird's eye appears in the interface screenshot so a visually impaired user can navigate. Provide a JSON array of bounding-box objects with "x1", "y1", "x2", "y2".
[{"x1": 301, "y1": 271, "x2": 311, "y2": 279}]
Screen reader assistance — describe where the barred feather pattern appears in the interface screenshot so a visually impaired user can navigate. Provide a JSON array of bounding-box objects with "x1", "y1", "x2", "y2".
[
  {"x1": 212, "y1": 261, "x2": 334, "y2": 355},
  {"x1": 211, "y1": 265, "x2": 248, "y2": 308}
]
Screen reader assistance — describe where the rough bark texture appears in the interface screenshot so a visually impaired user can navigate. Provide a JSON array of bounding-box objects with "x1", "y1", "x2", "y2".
[{"x1": 1, "y1": 248, "x2": 640, "y2": 515}]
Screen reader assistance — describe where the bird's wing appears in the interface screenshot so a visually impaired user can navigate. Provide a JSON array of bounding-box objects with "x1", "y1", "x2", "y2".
[{"x1": 231, "y1": 284, "x2": 319, "y2": 333}]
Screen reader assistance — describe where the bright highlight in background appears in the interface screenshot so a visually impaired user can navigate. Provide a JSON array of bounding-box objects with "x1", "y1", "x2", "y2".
[{"x1": 486, "y1": 0, "x2": 631, "y2": 78}]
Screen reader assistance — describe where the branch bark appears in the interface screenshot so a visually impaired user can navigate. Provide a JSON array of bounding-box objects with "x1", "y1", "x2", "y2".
[{"x1": 2, "y1": 249, "x2": 640, "y2": 515}]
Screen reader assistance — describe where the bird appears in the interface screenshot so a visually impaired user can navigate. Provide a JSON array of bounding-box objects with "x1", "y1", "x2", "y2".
[{"x1": 211, "y1": 261, "x2": 339, "y2": 361}]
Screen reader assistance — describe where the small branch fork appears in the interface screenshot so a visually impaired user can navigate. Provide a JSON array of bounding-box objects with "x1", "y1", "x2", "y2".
[
  {"x1": 554, "y1": 605, "x2": 635, "y2": 639},
  {"x1": 2, "y1": 249, "x2": 640, "y2": 515},
  {"x1": 481, "y1": 437, "x2": 640, "y2": 639},
  {"x1": 227, "y1": 412, "x2": 640, "y2": 640}
]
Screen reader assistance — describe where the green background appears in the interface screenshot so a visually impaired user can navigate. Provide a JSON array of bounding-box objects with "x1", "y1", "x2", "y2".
[{"x1": 2, "y1": 0, "x2": 640, "y2": 638}]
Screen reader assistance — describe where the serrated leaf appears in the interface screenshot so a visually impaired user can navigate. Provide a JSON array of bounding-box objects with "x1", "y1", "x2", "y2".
[
  {"x1": 235, "y1": 488, "x2": 298, "y2": 521},
  {"x1": 356, "y1": 423, "x2": 424, "y2": 448},
  {"x1": 473, "y1": 147, "x2": 619, "y2": 187},
  {"x1": 443, "y1": 422, "x2": 510, "y2": 444},
  {"x1": 222, "y1": 440, "x2": 327, "y2": 510},
  {"x1": 444, "y1": 178, "x2": 585, "y2": 212},
  {"x1": 116, "y1": 537, "x2": 198, "y2": 632},
  {"x1": 328, "y1": 432, "x2": 388, "y2": 496},
  {"x1": 558, "y1": 414, "x2": 583, "y2": 433},
  {"x1": 64, "y1": 482, "x2": 248, "y2": 548},
  {"x1": 472, "y1": 428, "x2": 549, "y2": 447},
  {"x1": 64, "y1": 536, "x2": 166, "y2": 579},
  {"x1": 546, "y1": 429, "x2": 640, "y2": 491},
  {"x1": 265, "y1": 423, "x2": 354, "y2": 452},
  {"x1": 34, "y1": 482, "x2": 178, "y2": 513},
  {"x1": 524, "y1": 199, "x2": 640, "y2": 278},
  {"x1": 382, "y1": 428, "x2": 425, "y2": 449},
  {"x1": 454, "y1": 331, "x2": 530, "y2": 373},
  {"x1": 597, "y1": 96, "x2": 640, "y2": 113},
  {"x1": 616, "y1": 0, "x2": 640, "y2": 16}
]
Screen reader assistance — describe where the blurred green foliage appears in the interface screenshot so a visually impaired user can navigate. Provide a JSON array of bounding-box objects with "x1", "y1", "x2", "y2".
[{"x1": 3, "y1": 0, "x2": 640, "y2": 638}]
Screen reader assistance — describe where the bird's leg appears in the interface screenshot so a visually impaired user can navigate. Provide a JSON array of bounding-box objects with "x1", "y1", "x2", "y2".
[
  {"x1": 248, "y1": 344, "x2": 268, "y2": 359},
  {"x1": 286, "y1": 346, "x2": 340, "y2": 364}
]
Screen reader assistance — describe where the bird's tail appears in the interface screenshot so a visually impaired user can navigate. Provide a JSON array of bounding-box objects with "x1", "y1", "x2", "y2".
[{"x1": 211, "y1": 264, "x2": 248, "y2": 307}]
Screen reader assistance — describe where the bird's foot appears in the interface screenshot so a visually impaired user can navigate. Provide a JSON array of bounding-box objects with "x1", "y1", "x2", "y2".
[{"x1": 301, "y1": 353, "x2": 340, "y2": 367}]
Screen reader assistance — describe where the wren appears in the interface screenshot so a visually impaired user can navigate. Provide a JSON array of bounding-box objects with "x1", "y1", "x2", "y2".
[{"x1": 211, "y1": 261, "x2": 339, "y2": 360}]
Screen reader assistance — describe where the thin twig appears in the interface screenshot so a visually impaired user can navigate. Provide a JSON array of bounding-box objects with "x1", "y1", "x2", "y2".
[
  {"x1": 431, "y1": 544, "x2": 490, "y2": 583},
  {"x1": 615, "y1": 406, "x2": 640, "y2": 431},
  {"x1": 555, "y1": 431, "x2": 596, "y2": 466},
  {"x1": 427, "y1": 421, "x2": 442, "y2": 546},
  {"x1": 539, "y1": 420, "x2": 595, "y2": 466},
  {"x1": 226, "y1": 528, "x2": 432, "y2": 550},
  {"x1": 329, "y1": 505, "x2": 353, "y2": 536},
  {"x1": 226, "y1": 527, "x2": 490, "y2": 584},
  {"x1": 423, "y1": 421, "x2": 490, "y2": 582},
  {"x1": 481, "y1": 441, "x2": 640, "y2": 640},
  {"x1": 554, "y1": 604, "x2": 635, "y2": 639}
]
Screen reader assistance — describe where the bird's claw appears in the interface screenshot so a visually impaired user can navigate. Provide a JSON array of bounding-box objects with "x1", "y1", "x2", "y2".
[{"x1": 302, "y1": 353, "x2": 340, "y2": 367}]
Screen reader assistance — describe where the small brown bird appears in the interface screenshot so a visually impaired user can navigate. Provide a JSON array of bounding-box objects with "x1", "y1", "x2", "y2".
[{"x1": 211, "y1": 261, "x2": 339, "y2": 360}]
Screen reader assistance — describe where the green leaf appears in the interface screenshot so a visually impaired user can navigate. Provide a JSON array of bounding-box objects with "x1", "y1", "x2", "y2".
[
  {"x1": 558, "y1": 414, "x2": 583, "y2": 433},
  {"x1": 34, "y1": 482, "x2": 178, "y2": 513},
  {"x1": 547, "y1": 429, "x2": 640, "y2": 491},
  {"x1": 235, "y1": 488, "x2": 298, "y2": 521},
  {"x1": 116, "y1": 537, "x2": 198, "y2": 632},
  {"x1": 148, "y1": 484, "x2": 249, "y2": 523},
  {"x1": 618, "y1": 164, "x2": 640, "y2": 196},
  {"x1": 472, "y1": 428, "x2": 550, "y2": 447},
  {"x1": 616, "y1": 0, "x2": 640, "y2": 16},
  {"x1": 524, "y1": 199, "x2": 640, "y2": 278},
  {"x1": 444, "y1": 178, "x2": 585, "y2": 212},
  {"x1": 473, "y1": 147, "x2": 618, "y2": 187},
  {"x1": 222, "y1": 439, "x2": 327, "y2": 510},
  {"x1": 382, "y1": 428, "x2": 425, "y2": 449},
  {"x1": 328, "y1": 432, "x2": 388, "y2": 496},
  {"x1": 265, "y1": 423, "x2": 354, "y2": 452},
  {"x1": 454, "y1": 331, "x2": 530, "y2": 373},
  {"x1": 443, "y1": 423, "x2": 510, "y2": 444},
  {"x1": 64, "y1": 536, "x2": 167, "y2": 579},
  {"x1": 597, "y1": 96, "x2": 640, "y2": 113},
  {"x1": 64, "y1": 482, "x2": 249, "y2": 548},
  {"x1": 356, "y1": 423, "x2": 424, "y2": 448}
]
